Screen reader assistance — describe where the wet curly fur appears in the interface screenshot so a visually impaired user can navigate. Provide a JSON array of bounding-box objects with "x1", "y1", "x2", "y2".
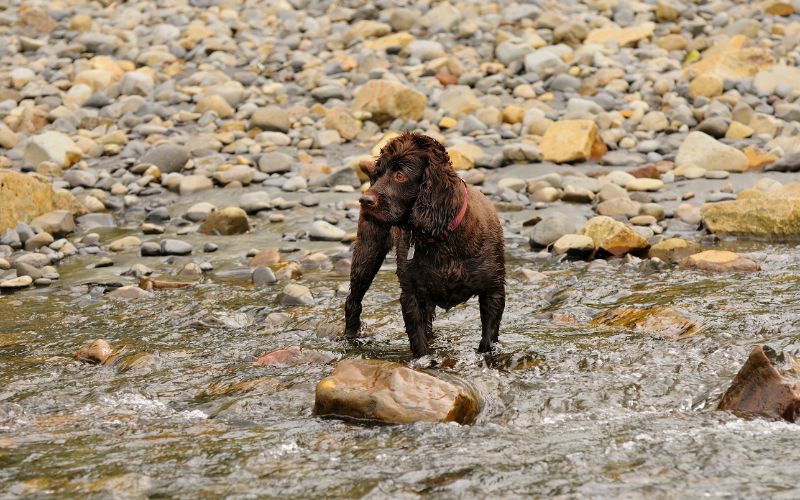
[{"x1": 345, "y1": 132, "x2": 506, "y2": 357}]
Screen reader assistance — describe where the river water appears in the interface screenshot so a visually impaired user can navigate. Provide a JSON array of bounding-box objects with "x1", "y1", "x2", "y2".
[{"x1": 2, "y1": 239, "x2": 800, "y2": 497}]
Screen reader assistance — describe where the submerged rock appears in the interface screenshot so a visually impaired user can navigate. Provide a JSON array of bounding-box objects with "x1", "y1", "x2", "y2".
[
  {"x1": 719, "y1": 345, "x2": 800, "y2": 422},
  {"x1": 313, "y1": 359, "x2": 480, "y2": 425},
  {"x1": 591, "y1": 306, "x2": 699, "y2": 339},
  {"x1": 255, "y1": 346, "x2": 337, "y2": 367},
  {"x1": 199, "y1": 207, "x2": 250, "y2": 235},
  {"x1": 74, "y1": 339, "x2": 114, "y2": 364}
]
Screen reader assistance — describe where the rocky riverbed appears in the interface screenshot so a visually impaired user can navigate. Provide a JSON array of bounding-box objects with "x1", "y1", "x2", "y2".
[{"x1": 3, "y1": 0, "x2": 800, "y2": 496}]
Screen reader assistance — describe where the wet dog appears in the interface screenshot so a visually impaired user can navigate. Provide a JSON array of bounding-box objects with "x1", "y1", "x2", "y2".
[{"x1": 345, "y1": 132, "x2": 505, "y2": 357}]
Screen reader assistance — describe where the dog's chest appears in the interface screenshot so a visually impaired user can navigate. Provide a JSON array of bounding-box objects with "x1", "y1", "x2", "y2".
[{"x1": 400, "y1": 250, "x2": 477, "y2": 308}]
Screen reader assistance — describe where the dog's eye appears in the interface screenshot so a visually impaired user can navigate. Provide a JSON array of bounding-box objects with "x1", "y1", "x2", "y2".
[{"x1": 394, "y1": 172, "x2": 407, "y2": 182}]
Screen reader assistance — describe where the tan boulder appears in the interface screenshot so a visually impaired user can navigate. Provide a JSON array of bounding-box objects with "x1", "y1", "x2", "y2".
[
  {"x1": 700, "y1": 198, "x2": 800, "y2": 240},
  {"x1": 0, "y1": 171, "x2": 86, "y2": 231},
  {"x1": 591, "y1": 306, "x2": 699, "y2": 339},
  {"x1": 689, "y1": 73, "x2": 724, "y2": 99},
  {"x1": 313, "y1": 359, "x2": 480, "y2": 425},
  {"x1": 446, "y1": 143, "x2": 484, "y2": 171},
  {"x1": 540, "y1": 120, "x2": 599, "y2": 164},
  {"x1": 579, "y1": 216, "x2": 650, "y2": 257},
  {"x1": 352, "y1": 80, "x2": 427, "y2": 125},
  {"x1": 680, "y1": 250, "x2": 760, "y2": 272},
  {"x1": 364, "y1": 32, "x2": 415, "y2": 51}
]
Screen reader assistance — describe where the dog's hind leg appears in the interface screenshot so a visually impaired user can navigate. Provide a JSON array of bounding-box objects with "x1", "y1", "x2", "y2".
[
  {"x1": 401, "y1": 292, "x2": 431, "y2": 357},
  {"x1": 477, "y1": 288, "x2": 505, "y2": 353},
  {"x1": 344, "y1": 215, "x2": 392, "y2": 339}
]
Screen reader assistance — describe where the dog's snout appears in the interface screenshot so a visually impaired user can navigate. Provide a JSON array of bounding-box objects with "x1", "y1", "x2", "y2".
[{"x1": 359, "y1": 193, "x2": 377, "y2": 208}]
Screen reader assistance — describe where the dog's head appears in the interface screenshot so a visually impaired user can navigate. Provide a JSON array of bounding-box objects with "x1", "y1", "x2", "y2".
[{"x1": 359, "y1": 132, "x2": 460, "y2": 236}]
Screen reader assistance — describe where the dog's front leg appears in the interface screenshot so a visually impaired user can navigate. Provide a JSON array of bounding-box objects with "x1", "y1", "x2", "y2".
[
  {"x1": 478, "y1": 288, "x2": 505, "y2": 353},
  {"x1": 344, "y1": 215, "x2": 392, "y2": 339},
  {"x1": 401, "y1": 291, "x2": 430, "y2": 357}
]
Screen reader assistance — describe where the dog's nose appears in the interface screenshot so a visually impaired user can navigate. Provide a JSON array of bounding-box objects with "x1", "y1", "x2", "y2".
[{"x1": 359, "y1": 193, "x2": 377, "y2": 207}]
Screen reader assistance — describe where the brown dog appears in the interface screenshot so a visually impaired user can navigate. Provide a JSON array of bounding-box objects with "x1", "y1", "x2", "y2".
[{"x1": 344, "y1": 132, "x2": 505, "y2": 357}]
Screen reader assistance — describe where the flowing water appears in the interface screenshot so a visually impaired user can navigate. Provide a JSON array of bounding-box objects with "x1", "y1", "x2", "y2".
[{"x1": 3, "y1": 242, "x2": 800, "y2": 498}]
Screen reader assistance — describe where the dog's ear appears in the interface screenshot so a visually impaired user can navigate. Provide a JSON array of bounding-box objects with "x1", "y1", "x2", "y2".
[
  {"x1": 410, "y1": 134, "x2": 459, "y2": 237},
  {"x1": 358, "y1": 159, "x2": 378, "y2": 182}
]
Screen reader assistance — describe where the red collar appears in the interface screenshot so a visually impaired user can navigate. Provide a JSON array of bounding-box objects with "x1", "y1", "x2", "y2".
[{"x1": 447, "y1": 178, "x2": 469, "y2": 232}]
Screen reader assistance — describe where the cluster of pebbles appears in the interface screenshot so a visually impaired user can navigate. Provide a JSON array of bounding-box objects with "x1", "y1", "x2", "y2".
[{"x1": 1, "y1": 0, "x2": 800, "y2": 301}]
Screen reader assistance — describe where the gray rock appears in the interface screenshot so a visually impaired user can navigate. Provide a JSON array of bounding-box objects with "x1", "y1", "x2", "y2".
[
  {"x1": 250, "y1": 106, "x2": 290, "y2": 132},
  {"x1": 530, "y1": 213, "x2": 583, "y2": 247},
  {"x1": 186, "y1": 202, "x2": 216, "y2": 222},
  {"x1": 258, "y1": 152, "x2": 293, "y2": 173},
  {"x1": 30, "y1": 210, "x2": 75, "y2": 237},
  {"x1": 238, "y1": 192, "x2": 272, "y2": 213},
  {"x1": 765, "y1": 152, "x2": 800, "y2": 172},
  {"x1": 140, "y1": 144, "x2": 190, "y2": 173},
  {"x1": 309, "y1": 220, "x2": 346, "y2": 241},
  {"x1": 160, "y1": 239, "x2": 192, "y2": 256},
  {"x1": 140, "y1": 242, "x2": 162, "y2": 256},
  {"x1": 279, "y1": 283, "x2": 314, "y2": 306},
  {"x1": 252, "y1": 266, "x2": 277, "y2": 287},
  {"x1": 77, "y1": 213, "x2": 116, "y2": 230},
  {"x1": 63, "y1": 169, "x2": 97, "y2": 188},
  {"x1": 0, "y1": 275, "x2": 33, "y2": 290},
  {"x1": 14, "y1": 262, "x2": 43, "y2": 280}
]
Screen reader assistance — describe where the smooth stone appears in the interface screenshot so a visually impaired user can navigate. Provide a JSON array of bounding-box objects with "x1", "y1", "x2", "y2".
[
  {"x1": 681, "y1": 250, "x2": 759, "y2": 272},
  {"x1": 199, "y1": 207, "x2": 250, "y2": 236},
  {"x1": 530, "y1": 213, "x2": 584, "y2": 247},
  {"x1": 313, "y1": 359, "x2": 480, "y2": 425},
  {"x1": 140, "y1": 144, "x2": 189, "y2": 173},
  {"x1": 258, "y1": 152, "x2": 293, "y2": 173},
  {"x1": 252, "y1": 266, "x2": 277, "y2": 287},
  {"x1": 160, "y1": 239, "x2": 192, "y2": 256},
  {"x1": 238, "y1": 192, "x2": 272, "y2": 214},
  {"x1": 309, "y1": 220, "x2": 346, "y2": 241},
  {"x1": 552, "y1": 234, "x2": 594, "y2": 258},
  {"x1": 186, "y1": 202, "x2": 216, "y2": 222},
  {"x1": 108, "y1": 285, "x2": 152, "y2": 300},
  {"x1": 30, "y1": 210, "x2": 75, "y2": 236},
  {"x1": 0, "y1": 275, "x2": 33, "y2": 289},
  {"x1": 279, "y1": 283, "x2": 314, "y2": 306}
]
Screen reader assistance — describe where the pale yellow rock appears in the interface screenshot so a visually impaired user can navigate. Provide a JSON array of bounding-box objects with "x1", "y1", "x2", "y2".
[
  {"x1": 324, "y1": 108, "x2": 361, "y2": 141},
  {"x1": 370, "y1": 131, "x2": 402, "y2": 156},
  {"x1": 579, "y1": 216, "x2": 650, "y2": 257},
  {"x1": 439, "y1": 116, "x2": 457, "y2": 129},
  {"x1": 585, "y1": 22, "x2": 655, "y2": 46},
  {"x1": 701, "y1": 198, "x2": 800, "y2": 239},
  {"x1": 539, "y1": 120, "x2": 599, "y2": 163},
  {"x1": 364, "y1": 32, "x2": 416, "y2": 51},
  {"x1": 446, "y1": 143, "x2": 484, "y2": 171},
  {"x1": 74, "y1": 69, "x2": 113, "y2": 91},
  {"x1": 726, "y1": 121, "x2": 754, "y2": 139},
  {"x1": 686, "y1": 35, "x2": 775, "y2": 80},
  {"x1": 689, "y1": 73, "x2": 724, "y2": 98},
  {"x1": 0, "y1": 171, "x2": 86, "y2": 231},
  {"x1": 502, "y1": 105, "x2": 525, "y2": 124},
  {"x1": 681, "y1": 250, "x2": 759, "y2": 272}
]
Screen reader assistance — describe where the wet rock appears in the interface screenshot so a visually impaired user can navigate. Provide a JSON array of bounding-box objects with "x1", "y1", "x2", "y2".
[
  {"x1": 279, "y1": 283, "x2": 314, "y2": 306},
  {"x1": 0, "y1": 275, "x2": 33, "y2": 290},
  {"x1": 675, "y1": 132, "x2": 747, "y2": 172},
  {"x1": 309, "y1": 220, "x2": 346, "y2": 241},
  {"x1": 160, "y1": 239, "x2": 192, "y2": 256},
  {"x1": 140, "y1": 144, "x2": 189, "y2": 173},
  {"x1": 579, "y1": 216, "x2": 650, "y2": 257},
  {"x1": 0, "y1": 171, "x2": 85, "y2": 231},
  {"x1": 29, "y1": 210, "x2": 75, "y2": 237},
  {"x1": 24, "y1": 131, "x2": 82, "y2": 168},
  {"x1": 255, "y1": 346, "x2": 336, "y2": 367},
  {"x1": 681, "y1": 250, "x2": 760, "y2": 272},
  {"x1": 199, "y1": 207, "x2": 250, "y2": 236},
  {"x1": 718, "y1": 345, "x2": 800, "y2": 422},
  {"x1": 352, "y1": 80, "x2": 427, "y2": 125},
  {"x1": 252, "y1": 266, "x2": 277, "y2": 287},
  {"x1": 238, "y1": 192, "x2": 271, "y2": 214},
  {"x1": 592, "y1": 306, "x2": 699, "y2": 339},
  {"x1": 540, "y1": 120, "x2": 599, "y2": 164},
  {"x1": 74, "y1": 339, "x2": 114, "y2": 365},
  {"x1": 109, "y1": 236, "x2": 141, "y2": 252},
  {"x1": 185, "y1": 202, "x2": 216, "y2": 222},
  {"x1": 313, "y1": 359, "x2": 480, "y2": 425},
  {"x1": 139, "y1": 277, "x2": 192, "y2": 291}
]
